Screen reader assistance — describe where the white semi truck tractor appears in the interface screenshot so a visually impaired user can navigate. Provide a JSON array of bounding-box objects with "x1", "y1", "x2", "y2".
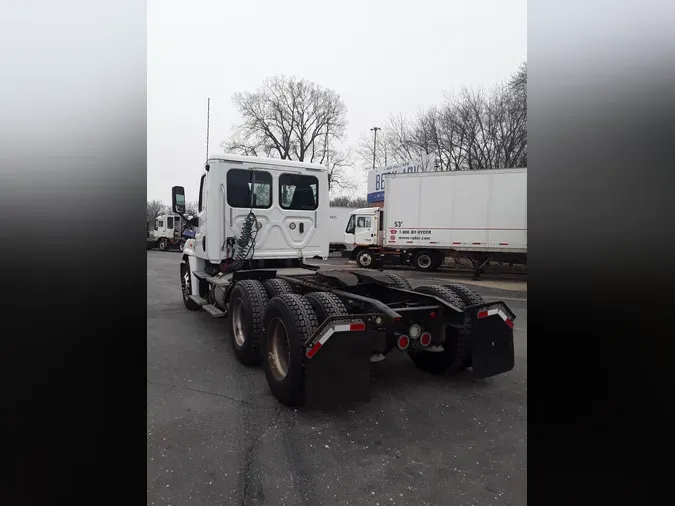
[{"x1": 172, "y1": 154, "x2": 517, "y2": 406}]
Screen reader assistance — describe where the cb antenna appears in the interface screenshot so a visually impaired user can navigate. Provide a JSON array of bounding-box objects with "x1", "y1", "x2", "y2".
[{"x1": 205, "y1": 97, "x2": 211, "y2": 162}]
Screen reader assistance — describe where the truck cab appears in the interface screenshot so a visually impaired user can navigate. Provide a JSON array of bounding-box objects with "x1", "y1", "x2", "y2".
[
  {"x1": 181, "y1": 154, "x2": 330, "y2": 268},
  {"x1": 344, "y1": 207, "x2": 382, "y2": 248},
  {"x1": 151, "y1": 213, "x2": 184, "y2": 251}
]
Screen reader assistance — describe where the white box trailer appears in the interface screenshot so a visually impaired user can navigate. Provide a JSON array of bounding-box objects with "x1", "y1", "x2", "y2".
[
  {"x1": 327, "y1": 206, "x2": 354, "y2": 251},
  {"x1": 346, "y1": 168, "x2": 527, "y2": 278}
]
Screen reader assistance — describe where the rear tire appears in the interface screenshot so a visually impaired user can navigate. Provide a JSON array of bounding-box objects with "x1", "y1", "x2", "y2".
[
  {"x1": 262, "y1": 294, "x2": 319, "y2": 406},
  {"x1": 305, "y1": 292, "x2": 348, "y2": 322},
  {"x1": 413, "y1": 251, "x2": 436, "y2": 271},
  {"x1": 445, "y1": 284, "x2": 485, "y2": 368},
  {"x1": 228, "y1": 280, "x2": 269, "y2": 366},
  {"x1": 180, "y1": 261, "x2": 201, "y2": 311},
  {"x1": 409, "y1": 285, "x2": 467, "y2": 374},
  {"x1": 356, "y1": 249, "x2": 376, "y2": 269},
  {"x1": 262, "y1": 278, "x2": 295, "y2": 298},
  {"x1": 385, "y1": 272, "x2": 412, "y2": 290}
]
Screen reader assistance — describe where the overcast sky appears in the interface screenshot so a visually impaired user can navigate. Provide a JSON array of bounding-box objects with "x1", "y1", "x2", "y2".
[{"x1": 148, "y1": 0, "x2": 526, "y2": 204}]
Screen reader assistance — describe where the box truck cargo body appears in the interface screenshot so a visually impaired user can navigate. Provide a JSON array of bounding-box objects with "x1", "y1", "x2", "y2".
[{"x1": 346, "y1": 168, "x2": 527, "y2": 277}]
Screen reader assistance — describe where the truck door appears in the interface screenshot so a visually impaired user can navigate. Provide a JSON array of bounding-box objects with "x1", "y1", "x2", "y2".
[
  {"x1": 353, "y1": 214, "x2": 375, "y2": 246},
  {"x1": 344, "y1": 214, "x2": 355, "y2": 244}
]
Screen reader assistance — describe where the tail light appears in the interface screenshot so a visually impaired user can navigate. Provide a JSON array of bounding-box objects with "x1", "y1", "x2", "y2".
[
  {"x1": 397, "y1": 335, "x2": 410, "y2": 350},
  {"x1": 420, "y1": 332, "x2": 431, "y2": 347}
]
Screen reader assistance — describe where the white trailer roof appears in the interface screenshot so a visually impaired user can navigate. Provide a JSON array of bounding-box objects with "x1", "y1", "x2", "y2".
[
  {"x1": 207, "y1": 153, "x2": 327, "y2": 171},
  {"x1": 386, "y1": 168, "x2": 527, "y2": 179}
]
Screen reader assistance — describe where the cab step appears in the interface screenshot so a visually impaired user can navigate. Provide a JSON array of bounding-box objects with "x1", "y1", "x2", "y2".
[
  {"x1": 192, "y1": 270, "x2": 208, "y2": 280},
  {"x1": 189, "y1": 294, "x2": 207, "y2": 306},
  {"x1": 203, "y1": 304, "x2": 226, "y2": 318}
]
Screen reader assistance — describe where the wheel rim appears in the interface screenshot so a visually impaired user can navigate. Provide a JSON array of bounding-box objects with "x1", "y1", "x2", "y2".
[
  {"x1": 232, "y1": 299, "x2": 246, "y2": 347},
  {"x1": 267, "y1": 317, "x2": 290, "y2": 381},
  {"x1": 359, "y1": 252, "x2": 372, "y2": 266},
  {"x1": 417, "y1": 254, "x2": 432, "y2": 269},
  {"x1": 181, "y1": 267, "x2": 191, "y2": 300}
]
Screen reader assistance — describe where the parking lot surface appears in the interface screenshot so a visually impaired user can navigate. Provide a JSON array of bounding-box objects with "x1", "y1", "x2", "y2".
[{"x1": 147, "y1": 251, "x2": 527, "y2": 505}]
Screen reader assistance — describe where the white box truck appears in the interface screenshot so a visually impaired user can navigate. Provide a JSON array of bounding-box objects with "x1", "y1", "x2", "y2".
[{"x1": 345, "y1": 168, "x2": 527, "y2": 278}]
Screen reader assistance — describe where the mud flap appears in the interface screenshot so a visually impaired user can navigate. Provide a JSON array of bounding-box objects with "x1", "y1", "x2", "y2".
[
  {"x1": 464, "y1": 302, "x2": 516, "y2": 379},
  {"x1": 304, "y1": 319, "x2": 377, "y2": 408}
]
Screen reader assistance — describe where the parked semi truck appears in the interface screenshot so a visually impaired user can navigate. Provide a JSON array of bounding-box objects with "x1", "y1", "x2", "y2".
[
  {"x1": 346, "y1": 169, "x2": 527, "y2": 278},
  {"x1": 171, "y1": 154, "x2": 516, "y2": 406}
]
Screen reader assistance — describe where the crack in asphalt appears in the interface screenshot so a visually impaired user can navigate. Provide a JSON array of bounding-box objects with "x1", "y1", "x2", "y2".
[
  {"x1": 241, "y1": 405, "x2": 283, "y2": 506},
  {"x1": 147, "y1": 380, "x2": 276, "y2": 410}
]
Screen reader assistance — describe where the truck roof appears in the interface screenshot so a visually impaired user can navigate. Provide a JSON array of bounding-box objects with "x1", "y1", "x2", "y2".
[
  {"x1": 207, "y1": 153, "x2": 327, "y2": 171},
  {"x1": 386, "y1": 167, "x2": 527, "y2": 178}
]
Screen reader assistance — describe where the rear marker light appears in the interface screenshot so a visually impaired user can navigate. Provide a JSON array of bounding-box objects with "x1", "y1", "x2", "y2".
[
  {"x1": 429, "y1": 311, "x2": 436, "y2": 319},
  {"x1": 420, "y1": 333, "x2": 431, "y2": 346},
  {"x1": 397, "y1": 335, "x2": 410, "y2": 350}
]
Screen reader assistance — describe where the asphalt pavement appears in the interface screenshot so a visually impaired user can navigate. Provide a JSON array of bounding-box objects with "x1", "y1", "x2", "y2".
[{"x1": 147, "y1": 251, "x2": 527, "y2": 506}]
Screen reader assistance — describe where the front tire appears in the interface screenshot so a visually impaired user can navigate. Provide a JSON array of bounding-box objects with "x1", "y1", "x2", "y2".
[
  {"x1": 356, "y1": 249, "x2": 376, "y2": 268},
  {"x1": 413, "y1": 251, "x2": 436, "y2": 271},
  {"x1": 228, "y1": 280, "x2": 269, "y2": 366},
  {"x1": 158, "y1": 238, "x2": 168, "y2": 251},
  {"x1": 180, "y1": 261, "x2": 201, "y2": 311},
  {"x1": 262, "y1": 294, "x2": 319, "y2": 406}
]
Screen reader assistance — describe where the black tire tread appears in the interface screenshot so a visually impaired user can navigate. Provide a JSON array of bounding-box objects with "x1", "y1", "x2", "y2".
[
  {"x1": 262, "y1": 278, "x2": 295, "y2": 298},
  {"x1": 411, "y1": 285, "x2": 467, "y2": 374},
  {"x1": 230, "y1": 279, "x2": 269, "y2": 365},
  {"x1": 262, "y1": 294, "x2": 319, "y2": 406},
  {"x1": 181, "y1": 262, "x2": 201, "y2": 311},
  {"x1": 386, "y1": 273, "x2": 413, "y2": 290},
  {"x1": 445, "y1": 284, "x2": 484, "y2": 367},
  {"x1": 305, "y1": 292, "x2": 348, "y2": 323}
]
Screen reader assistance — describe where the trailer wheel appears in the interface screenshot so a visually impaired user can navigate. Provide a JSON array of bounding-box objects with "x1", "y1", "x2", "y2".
[
  {"x1": 305, "y1": 292, "x2": 348, "y2": 322},
  {"x1": 180, "y1": 261, "x2": 201, "y2": 311},
  {"x1": 409, "y1": 285, "x2": 467, "y2": 374},
  {"x1": 385, "y1": 273, "x2": 412, "y2": 291},
  {"x1": 262, "y1": 294, "x2": 319, "y2": 406},
  {"x1": 158, "y1": 238, "x2": 168, "y2": 251},
  {"x1": 446, "y1": 284, "x2": 485, "y2": 368},
  {"x1": 413, "y1": 251, "x2": 436, "y2": 271},
  {"x1": 228, "y1": 280, "x2": 269, "y2": 366},
  {"x1": 262, "y1": 278, "x2": 295, "y2": 298},
  {"x1": 356, "y1": 249, "x2": 376, "y2": 268}
]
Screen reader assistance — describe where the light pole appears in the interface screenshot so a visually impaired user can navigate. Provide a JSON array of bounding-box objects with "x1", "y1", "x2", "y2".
[{"x1": 370, "y1": 126, "x2": 380, "y2": 170}]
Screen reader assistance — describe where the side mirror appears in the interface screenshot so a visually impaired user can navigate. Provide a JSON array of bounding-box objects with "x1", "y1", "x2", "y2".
[{"x1": 172, "y1": 186, "x2": 186, "y2": 214}]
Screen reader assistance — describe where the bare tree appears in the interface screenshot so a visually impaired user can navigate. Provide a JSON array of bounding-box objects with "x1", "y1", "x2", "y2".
[
  {"x1": 330, "y1": 196, "x2": 369, "y2": 208},
  {"x1": 147, "y1": 200, "x2": 167, "y2": 223},
  {"x1": 223, "y1": 76, "x2": 348, "y2": 163},
  {"x1": 354, "y1": 61, "x2": 527, "y2": 172},
  {"x1": 185, "y1": 201, "x2": 198, "y2": 216}
]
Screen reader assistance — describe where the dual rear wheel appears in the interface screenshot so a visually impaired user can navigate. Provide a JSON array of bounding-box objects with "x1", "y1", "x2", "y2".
[{"x1": 228, "y1": 278, "x2": 348, "y2": 406}]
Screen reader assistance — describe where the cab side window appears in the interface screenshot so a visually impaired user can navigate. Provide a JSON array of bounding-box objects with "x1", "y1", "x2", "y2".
[
  {"x1": 345, "y1": 215, "x2": 355, "y2": 234},
  {"x1": 198, "y1": 174, "x2": 206, "y2": 212},
  {"x1": 356, "y1": 216, "x2": 371, "y2": 228}
]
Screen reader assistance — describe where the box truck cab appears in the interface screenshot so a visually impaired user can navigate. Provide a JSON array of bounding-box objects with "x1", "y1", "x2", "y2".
[{"x1": 344, "y1": 207, "x2": 381, "y2": 248}]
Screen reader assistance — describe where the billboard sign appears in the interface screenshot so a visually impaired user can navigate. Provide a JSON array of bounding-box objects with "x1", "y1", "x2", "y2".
[{"x1": 366, "y1": 155, "x2": 437, "y2": 203}]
